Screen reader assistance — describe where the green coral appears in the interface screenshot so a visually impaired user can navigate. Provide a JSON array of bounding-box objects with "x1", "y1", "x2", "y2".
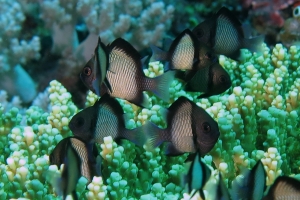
[
  {"x1": 0, "y1": 43, "x2": 299, "y2": 199},
  {"x1": 99, "y1": 136, "x2": 186, "y2": 199}
]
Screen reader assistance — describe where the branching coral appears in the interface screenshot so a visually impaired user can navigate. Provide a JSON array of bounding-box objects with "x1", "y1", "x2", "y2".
[
  {"x1": 0, "y1": 0, "x2": 175, "y2": 106},
  {"x1": 0, "y1": 0, "x2": 40, "y2": 103},
  {"x1": 39, "y1": 0, "x2": 174, "y2": 61},
  {"x1": 0, "y1": 43, "x2": 299, "y2": 198}
]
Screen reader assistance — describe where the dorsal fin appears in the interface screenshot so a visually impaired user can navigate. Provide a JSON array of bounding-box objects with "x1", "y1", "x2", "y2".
[{"x1": 108, "y1": 38, "x2": 143, "y2": 75}]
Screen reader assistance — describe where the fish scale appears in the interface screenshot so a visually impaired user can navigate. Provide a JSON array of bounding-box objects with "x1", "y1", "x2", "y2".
[
  {"x1": 70, "y1": 138, "x2": 91, "y2": 182},
  {"x1": 215, "y1": 18, "x2": 240, "y2": 53},
  {"x1": 166, "y1": 98, "x2": 197, "y2": 153},
  {"x1": 172, "y1": 34, "x2": 195, "y2": 69},
  {"x1": 169, "y1": 110, "x2": 196, "y2": 153},
  {"x1": 94, "y1": 105, "x2": 119, "y2": 143},
  {"x1": 107, "y1": 48, "x2": 141, "y2": 99}
]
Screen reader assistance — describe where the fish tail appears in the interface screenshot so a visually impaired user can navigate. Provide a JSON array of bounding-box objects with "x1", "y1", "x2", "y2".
[
  {"x1": 148, "y1": 71, "x2": 175, "y2": 102},
  {"x1": 150, "y1": 45, "x2": 168, "y2": 61},
  {"x1": 130, "y1": 93, "x2": 150, "y2": 108},
  {"x1": 150, "y1": 45, "x2": 171, "y2": 71},
  {"x1": 123, "y1": 125, "x2": 149, "y2": 147},
  {"x1": 243, "y1": 35, "x2": 264, "y2": 54},
  {"x1": 143, "y1": 121, "x2": 165, "y2": 150}
]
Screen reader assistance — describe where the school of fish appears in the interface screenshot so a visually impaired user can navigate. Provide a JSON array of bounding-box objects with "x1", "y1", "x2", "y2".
[{"x1": 49, "y1": 7, "x2": 300, "y2": 199}]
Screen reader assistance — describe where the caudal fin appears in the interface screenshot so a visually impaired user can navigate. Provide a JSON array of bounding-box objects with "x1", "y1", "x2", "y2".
[
  {"x1": 143, "y1": 121, "x2": 166, "y2": 150},
  {"x1": 122, "y1": 125, "x2": 148, "y2": 147},
  {"x1": 150, "y1": 45, "x2": 168, "y2": 62},
  {"x1": 129, "y1": 92, "x2": 150, "y2": 108},
  {"x1": 122, "y1": 121, "x2": 167, "y2": 149},
  {"x1": 148, "y1": 70, "x2": 175, "y2": 103}
]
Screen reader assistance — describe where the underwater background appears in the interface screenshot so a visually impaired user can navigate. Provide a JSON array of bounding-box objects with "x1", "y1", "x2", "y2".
[{"x1": 0, "y1": 0, "x2": 300, "y2": 199}]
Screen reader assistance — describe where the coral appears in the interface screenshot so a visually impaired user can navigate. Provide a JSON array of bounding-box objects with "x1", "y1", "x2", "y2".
[
  {"x1": 279, "y1": 17, "x2": 300, "y2": 47},
  {"x1": 0, "y1": 0, "x2": 175, "y2": 105},
  {"x1": 0, "y1": 43, "x2": 300, "y2": 199},
  {"x1": 47, "y1": 80, "x2": 78, "y2": 136},
  {"x1": 39, "y1": 0, "x2": 174, "y2": 61},
  {"x1": 0, "y1": 0, "x2": 40, "y2": 103},
  {"x1": 244, "y1": 0, "x2": 296, "y2": 28}
]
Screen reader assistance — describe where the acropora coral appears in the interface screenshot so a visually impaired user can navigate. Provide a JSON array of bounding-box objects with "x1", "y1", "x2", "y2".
[
  {"x1": 0, "y1": 42, "x2": 299, "y2": 199},
  {"x1": 0, "y1": 0, "x2": 174, "y2": 105}
]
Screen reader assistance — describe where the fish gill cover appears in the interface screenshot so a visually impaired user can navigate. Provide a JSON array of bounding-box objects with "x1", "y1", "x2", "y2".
[{"x1": 0, "y1": 0, "x2": 300, "y2": 200}]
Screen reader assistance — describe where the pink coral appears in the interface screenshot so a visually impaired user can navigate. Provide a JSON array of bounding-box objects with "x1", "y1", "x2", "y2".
[{"x1": 243, "y1": 0, "x2": 296, "y2": 27}]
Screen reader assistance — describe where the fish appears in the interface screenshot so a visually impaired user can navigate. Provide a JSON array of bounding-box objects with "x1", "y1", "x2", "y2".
[
  {"x1": 69, "y1": 94, "x2": 148, "y2": 146},
  {"x1": 151, "y1": 29, "x2": 217, "y2": 71},
  {"x1": 263, "y1": 176, "x2": 300, "y2": 199},
  {"x1": 146, "y1": 96, "x2": 220, "y2": 156},
  {"x1": 183, "y1": 152, "x2": 211, "y2": 199},
  {"x1": 105, "y1": 38, "x2": 174, "y2": 108},
  {"x1": 80, "y1": 36, "x2": 112, "y2": 95},
  {"x1": 231, "y1": 160, "x2": 266, "y2": 200},
  {"x1": 192, "y1": 7, "x2": 264, "y2": 60},
  {"x1": 182, "y1": 62, "x2": 231, "y2": 98},
  {"x1": 49, "y1": 137, "x2": 101, "y2": 200},
  {"x1": 215, "y1": 173, "x2": 231, "y2": 200}
]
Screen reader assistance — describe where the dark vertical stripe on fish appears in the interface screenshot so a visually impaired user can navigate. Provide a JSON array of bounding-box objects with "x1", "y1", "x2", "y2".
[{"x1": 70, "y1": 138, "x2": 91, "y2": 182}]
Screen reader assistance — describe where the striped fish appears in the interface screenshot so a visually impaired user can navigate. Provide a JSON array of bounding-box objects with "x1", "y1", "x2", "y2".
[
  {"x1": 81, "y1": 37, "x2": 111, "y2": 96},
  {"x1": 263, "y1": 176, "x2": 300, "y2": 199},
  {"x1": 231, "y1": 160, "x2": 266, "y2": 200},
  {"x1": 105, "y1": 38, "x2": 174, "y2": 108},
  {"x1": 151, "y1": 29, "x2": 217, "y2": 71},
  {"x1": 49, "y1": 137, "x2": 101, "y2": 200},
  {"x1": 146, "y1": 96, "x2": 220, "y2": 156},
  {"x1": 192, "y1": 7, "x2": 264, "y2": 60},
  {"x1": 69, "y1": 94, "x2": 148, "y2": 146},
  {"x1": 183, "y1": 152, "x2": 211, "y2": 199},
  {"x1": 183, "y1": 62, "x2": 231, "y2": 98}
]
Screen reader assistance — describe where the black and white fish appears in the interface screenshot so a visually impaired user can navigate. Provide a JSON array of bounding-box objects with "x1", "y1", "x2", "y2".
[
  {"x1": 215, "y1": 173, "x2": 231, "y2": 200},
  {"x1": 146, "y1": 96, "x2": 220, "y2": 156},
  {"x1": 192, "y1": 7, "x2": 264, "y2": 60},
  {"x1": 105, "y1": 38, "x2": 174, "y2": 108},
  {"x1": 183, "y1": 152, "x2": 211, "y2": 199},
  {"x1": 69, "y1": 94, "x2": 147, "y2": 146},
  {"x1": 263, "y1": 176, "x2": 300, "y2": 199},
  {"x1": 81, "y1": 37, "x2": 112, "y2": 95},
  {"x1": 151, "y1": 29, "x2": 217, "y2": 71},
  {"x1": 49, "y1": 137, "x2": 101, "y2": 200},
  {"x1": 231, "y1": 160, "x2": 266, "y2": 200},
  {"x1": 183, "y1": 62, "x2": 231, "y2": 98}
]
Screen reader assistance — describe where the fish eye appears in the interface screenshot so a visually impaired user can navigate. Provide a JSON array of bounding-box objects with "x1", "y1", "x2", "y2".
[
  {"x1": 75, "y1": 117, "x2": 85, "y2": 127},
  {"x1": 219, "y1": 75, "x2": 227, "y2": 83},
  {"x1": 83, "y1": 67, "x2": 92, "y2": 76},
  {"x1": 202, "y1": 122, "x2": 211, "y2": 133},
  {"x1": 293, "y1": 6, "x2": 300, "y2": 18}
]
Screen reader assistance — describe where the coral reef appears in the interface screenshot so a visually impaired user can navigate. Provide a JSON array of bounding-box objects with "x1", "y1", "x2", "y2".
[
  {"x1": 279, "y1": 17, "x2": 300, "y2": 47},
  {"x1": 1, "y1": 0, "x2": 175, "y2": 106},
  {"x1": 243, "y1": 0, "x2": 296, "y2": 28},
  {"x1": 0, "y1": 0, "x2": 40, "y2": 103},
  {"x1": 0, "y1": 42, "x2": 299, "y2": 199}
]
